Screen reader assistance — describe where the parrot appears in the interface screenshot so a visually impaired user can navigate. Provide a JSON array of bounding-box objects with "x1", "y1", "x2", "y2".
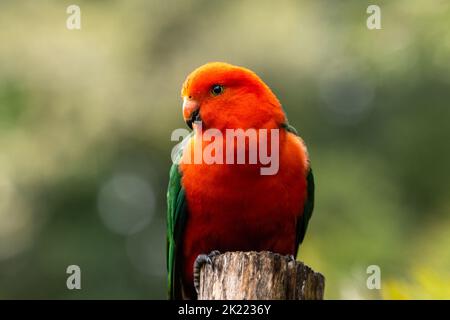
[{"x1": 167, "y1": 62, "x2": 314, "y2": 299}]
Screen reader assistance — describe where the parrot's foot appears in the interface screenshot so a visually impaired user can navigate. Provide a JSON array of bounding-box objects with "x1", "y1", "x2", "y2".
[
  {"x1": 193, "y1": 250, "x2": 221, "y2": 295},
  {"x1": 288, "y1": 255, "x2": 296, "y2": 262}
]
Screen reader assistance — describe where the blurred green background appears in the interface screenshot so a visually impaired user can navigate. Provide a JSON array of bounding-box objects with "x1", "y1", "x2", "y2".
[{"x1": 0, "y1": 0, "x2": 449, "y2": 299}]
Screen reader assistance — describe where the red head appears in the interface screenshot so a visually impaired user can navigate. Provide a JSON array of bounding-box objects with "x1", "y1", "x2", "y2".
[{"x1": 181, "y1": 62, "x2": 286, "y2": 131}]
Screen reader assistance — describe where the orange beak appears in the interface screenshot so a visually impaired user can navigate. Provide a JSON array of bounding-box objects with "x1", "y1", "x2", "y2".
[{"x1": 183, "y1": 97, "x2": 200, "y2": 129}]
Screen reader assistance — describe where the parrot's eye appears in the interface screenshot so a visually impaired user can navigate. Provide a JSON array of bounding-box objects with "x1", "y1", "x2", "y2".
[{"x1": 210, "y1": 84, "x2": 224, "y2": 96}]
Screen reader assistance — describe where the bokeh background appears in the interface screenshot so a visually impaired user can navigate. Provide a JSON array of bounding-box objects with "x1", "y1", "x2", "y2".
[{"x1": 0, "y1": 0, "x2": 449, "y2": 299}]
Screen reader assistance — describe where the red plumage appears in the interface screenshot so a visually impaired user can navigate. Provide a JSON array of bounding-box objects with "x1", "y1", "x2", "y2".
[{"x1": 178, "y1": 62, "x2": 310, "y2": 298}]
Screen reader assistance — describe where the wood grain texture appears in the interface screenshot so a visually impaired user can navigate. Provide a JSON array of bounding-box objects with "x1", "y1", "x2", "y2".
[{"x1": 198, "y1": 251, "x2": 325, "y2": 300}]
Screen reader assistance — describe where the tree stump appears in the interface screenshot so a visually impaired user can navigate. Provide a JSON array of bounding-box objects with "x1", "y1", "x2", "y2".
[{"x1": 198, "y1": 251, "x2": 325, "y2": 300}]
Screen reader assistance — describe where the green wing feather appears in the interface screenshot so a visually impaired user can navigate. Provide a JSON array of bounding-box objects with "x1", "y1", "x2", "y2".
[
  {"x1": 167, "y1": 132, "x2": 192, "y2": 299},
  {"x1": 282, "y1": 123, "x2": 315, "y2": 254}
]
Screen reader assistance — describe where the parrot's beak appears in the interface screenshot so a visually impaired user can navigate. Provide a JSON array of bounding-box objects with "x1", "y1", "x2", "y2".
[{"x1": 183, "y1": 97, "x2": 201, "y2": 129}]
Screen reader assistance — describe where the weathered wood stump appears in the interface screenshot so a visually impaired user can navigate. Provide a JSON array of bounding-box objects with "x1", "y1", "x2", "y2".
[{"x1": 198, "y1": 251, "x2": 325, "y2": 300}]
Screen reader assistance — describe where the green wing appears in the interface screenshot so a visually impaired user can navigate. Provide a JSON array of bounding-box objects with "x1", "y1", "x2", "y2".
[
  {"x1": 282, "y1": 123, "x2": 315, "y2": 254},
  {"x1": 167, "y1": 132, "x2": 192, "y2": 299},
  {"x1": 296, "y1": 167, "x2": 314, "y2": 252}
]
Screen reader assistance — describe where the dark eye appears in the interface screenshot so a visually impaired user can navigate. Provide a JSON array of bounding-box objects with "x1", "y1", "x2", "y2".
[{"x1": 211, "y1": 84, "x2": 224, "y2": 96}]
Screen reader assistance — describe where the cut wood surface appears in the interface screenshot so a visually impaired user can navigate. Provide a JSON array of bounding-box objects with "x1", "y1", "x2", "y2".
[{"x1": 198, "y1": 251, "x2": 325, "y2": 300}]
